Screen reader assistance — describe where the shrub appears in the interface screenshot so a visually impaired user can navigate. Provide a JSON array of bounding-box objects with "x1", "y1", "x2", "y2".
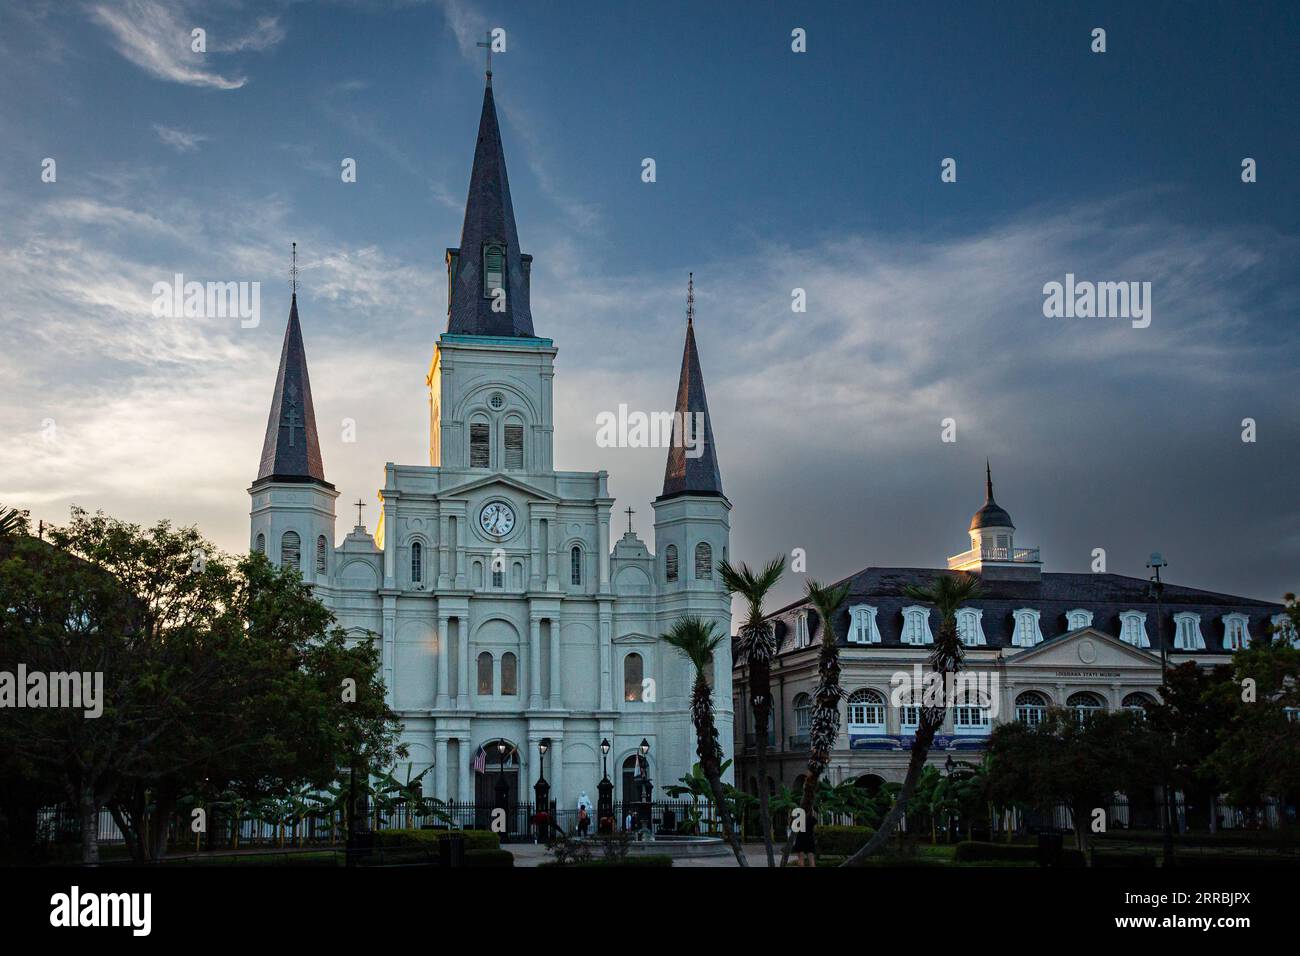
[
  {"x1": 465, "y1": 848, "x2": 514, "y2": 867},
  {"x1": 373, "y1": 828, "x2": 500, "y2": 851},
  {"x1": 816, "y1": 825, "x2": 875, "y2": 856}
]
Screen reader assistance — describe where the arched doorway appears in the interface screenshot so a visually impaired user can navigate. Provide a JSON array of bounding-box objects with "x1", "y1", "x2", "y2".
[
  {"x1": 620, "y1": 753, "x2": 652, "y2": 807},
  {"x1": 474, "y1": 739, "x2": 520, "y2": 829},
  {"x1": 853, "y1": 773, "x2": 885, "y2": 796}
]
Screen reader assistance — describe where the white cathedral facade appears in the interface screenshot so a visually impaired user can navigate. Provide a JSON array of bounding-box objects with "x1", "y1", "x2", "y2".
[{"x1": 247, "y1": 73, "x2": 732, "y2": 811}]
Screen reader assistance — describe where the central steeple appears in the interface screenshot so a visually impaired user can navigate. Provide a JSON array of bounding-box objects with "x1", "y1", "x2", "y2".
[
  {"x1": 444, "y1": 75, "x2": 534, "y2": 337},
  {"x1": 659, "y1": 274, "x2": 724, "y2": 500}
]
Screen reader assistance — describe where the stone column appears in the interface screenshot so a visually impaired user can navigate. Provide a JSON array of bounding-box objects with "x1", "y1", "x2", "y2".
[
  {"x1": 457, "y1": 739, "x2": 473, "y2": 803},
  {"x1": 436, "y1": 613, "x2": 450, "y2": 708},
  {"x1": 434, "y1": 737, "x2": 449, "y2": 801},
  {"x1": 598, "y1": 607, "x2": 613, "y2": 711},
  {"x1": 598, "y1": 513, "x2": 611, "y2": 588},
  {"x1": 437, "y1": 514, "x2": 451, "y2": 589},
  {"x1": 550, "y1": 736, "x2": 564, "y2": 810},
  {"x1": 529, "y1": 615, "x2": 543, "y2": 709},
  {"x1": 549, "y1": 619, "x2": 562, "y2": 709},
  {"x1": 457, "y1": 618, "x2": 470, "y2": 708}
]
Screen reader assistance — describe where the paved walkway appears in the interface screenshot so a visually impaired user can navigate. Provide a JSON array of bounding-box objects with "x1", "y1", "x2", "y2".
[{"x1": 507, "y1": 842, "x2": 775, "y2": 867}]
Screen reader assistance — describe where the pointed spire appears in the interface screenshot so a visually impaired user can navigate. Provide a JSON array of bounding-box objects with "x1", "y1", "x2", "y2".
[
  {"x1": 986, "y1": 458, "x2": 993, "y2": 502},
  {"x1": 255, "y1": 267, "x2": 330, "y2": 488},
  {"x1": 445, "y1": 76, "x2": 534, "y2": 337},
  {"x1": 659, "y1": 276, "x2": 724, "y2": 501},
  {"x1": 970, "y1": 458, "x2": 1012, "y2": 531}
]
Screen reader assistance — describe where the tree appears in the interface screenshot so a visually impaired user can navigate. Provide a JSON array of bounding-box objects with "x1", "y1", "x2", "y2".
[
  {"x1": 844, "y1": 572, "x2": 982, "y2": 865},
  {"x1": 782, "y1": 578, "x2": 849, "y2": 864},
  {"x1": 658, "y1": 615, "x2": 747, "y2": 866},
  {"x1": 719, "y1": 556, "x2": 785, "y2": 865}
]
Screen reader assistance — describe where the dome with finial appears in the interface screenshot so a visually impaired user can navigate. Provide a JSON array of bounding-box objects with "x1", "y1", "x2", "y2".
[{"x1": 970, "y1": 460, "x2": 1014, "y2": 531}]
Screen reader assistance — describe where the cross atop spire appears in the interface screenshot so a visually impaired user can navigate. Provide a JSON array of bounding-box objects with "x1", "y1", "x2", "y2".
[
  {"x1": 686, "y1": 272, "x2": 694, "y2": 327},
  {"x1": 476, "y1": 31, "x2": 494, "y2": 85},
  {"x1": 289, "y1": 241, "x2": 299, "y2": 295}
]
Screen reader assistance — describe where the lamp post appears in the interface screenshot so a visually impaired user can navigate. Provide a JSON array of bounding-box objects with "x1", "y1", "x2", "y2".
[
  {"x1": 1147, "y1": 551, "x2": 1175, "y2": 868},
  {"x1": 494, "y1": 740, "x2": 510, "y2": 837},
  {"x1": 637, "y1": 738, "x2": 653, "y2": 835},
  {"x1": 597, "y1": 738, "x2": 613, "y2": 832},
  {"x1": 534, "y1": 738, "x2": 551, "y2": 842}
]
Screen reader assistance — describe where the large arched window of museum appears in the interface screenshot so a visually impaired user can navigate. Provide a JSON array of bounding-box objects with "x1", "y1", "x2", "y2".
[
  {"x1": 1066, "y1": 691, "x2": 1105, "y2": 725},
  {"x1": 410, "y1": 541, "x2": 423, "y2": 584},
  {"x1": 623, "y1": 652, "x2": 644, "y2": 703},
  {"x1": 315, "y1": 535, "x2": 328, "y2": 574},
  {"x1": 664, "y1": 545, "x2": 678, "y2": 582},
  {"x1": 1015, "y1": 691, "x2": 1048, "y2": 727},
  {"x1": 792, "y1": 693, "x2": 812, "y2": 734},
  {"x1": 846, "y1": 689, "x2": 886, "y2": 734},
  {"x1": 477, "y1": 651, "x2": 494, "y2": 696},
  {"x1": 570, "y1": 545, "x2": 582, "y2": 586},
  {"x1": 280, "y1": 531, "x2": 301, "y2": 570},
  {"x1": 1122, "y1": 692, "x2": 1156, "y2": 719},
  {"x1": 469, "y1": 417, "x2": 491, "y2": 468},
  {"x1": 500, "y1": 652, "x2": 518, "y2": 696},
  {"x1": 694, "y1": 542, "x2": 713, "y2": 580}
]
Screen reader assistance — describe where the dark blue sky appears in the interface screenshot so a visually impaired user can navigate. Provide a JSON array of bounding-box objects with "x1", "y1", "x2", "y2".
[{"x1": 1, "y1": 1, "x2": 1297, "y2": 606}]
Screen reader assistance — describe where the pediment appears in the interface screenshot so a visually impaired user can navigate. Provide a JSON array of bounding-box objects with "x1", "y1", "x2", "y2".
[
  {"x1": 1005, "y1": 626, "x2": 1160, "y2": 669},
  {"x1": 437, "y1": 473, "x2": 560, "y2": 503},
  {"x1": 612, "y1": 632, "x2": 657, "y2": 646}
]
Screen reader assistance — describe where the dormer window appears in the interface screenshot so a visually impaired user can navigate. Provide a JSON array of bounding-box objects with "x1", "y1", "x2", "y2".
[
  {"x1": 847, "y1": 605, "x2": 880, "y2": 644},
  {"x1": 956, "y1": 607, "x2": 985, "y2": 646},
  {"x1": 483, "y1": 242, "x2": 505, "y2": 297},
  {"x1": 1272, "y1": 613, "x2": 1298, "y2": 647},
  {"x1": 1066, "y1": 609, "x2": 1093, "y2": 631},
  {"x1": 1222, "y1": 612, "x2": 1251, "y2": 651},
  {"x1": 1173, "y1": 612, "x2": 1204, "y2": 650},
  {"x1": 1119, "y1": 610, "x2": 1150, "y2": 648},
  {"x1": 901, "y1": 606, "x2": 933, "y2": 645},
  {"x1": 794, "y1": 612, "x2": 810, "y2": 648},
  {"x1": 1010, "y1": 608, "x2": 1042, "y2": 647}
]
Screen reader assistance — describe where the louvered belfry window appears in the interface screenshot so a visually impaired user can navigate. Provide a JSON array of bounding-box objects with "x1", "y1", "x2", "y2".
[
  {"x1": 316, "y1": 535, "x2": 328, "y2": 573},
  {"x1": 469, "y1": 422, "x2": 490, "y2": 467},
  {"x1": 504, "y1": 423, "x2": 524, "y2": 469},
  {"x1": 483, "y1": 243, "x2": 505, "y2": 296},
  {"x1": 665, "y1": 544, "x2": 679, "y2": 582},
  {"x1": 695, "y1": 542, "x2": 713, "y2": 579},
  {"x1": 281, "y1": 531, "x2": 301, "y2": 570}
]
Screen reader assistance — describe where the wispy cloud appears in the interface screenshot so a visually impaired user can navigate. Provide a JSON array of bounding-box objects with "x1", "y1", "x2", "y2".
[
  {"x1": 153, "y1": 123, "x2": 208, "y2": 152},
  {"x1": 89, "y1": 0, "x2": 284, "y2": 89}
]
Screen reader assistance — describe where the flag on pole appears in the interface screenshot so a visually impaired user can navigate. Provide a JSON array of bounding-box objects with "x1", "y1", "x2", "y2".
[
  {"x1": 471, "y1": 745, "x2": 486, "y2": 774},
  {"x1": 633, "y1": 755, "x2": 643, "y2": 778}
]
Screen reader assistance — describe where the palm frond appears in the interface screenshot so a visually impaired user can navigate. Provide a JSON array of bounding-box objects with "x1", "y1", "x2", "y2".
[
  {"x1": 719, "y1": 556, "x2": 785, "y2": 627},
  {"x1": 659, "y1": 615, "x2": 724, "y2": 676}
]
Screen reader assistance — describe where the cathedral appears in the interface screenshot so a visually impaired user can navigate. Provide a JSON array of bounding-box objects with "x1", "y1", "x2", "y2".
[{"x1": 247, "y1": 72, "x2": 733, "y2": 812}]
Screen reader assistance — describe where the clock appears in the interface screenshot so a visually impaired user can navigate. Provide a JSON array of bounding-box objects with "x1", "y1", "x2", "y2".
[{"x1": 479, "y1": 501, "x2": 516, "y2": 538}]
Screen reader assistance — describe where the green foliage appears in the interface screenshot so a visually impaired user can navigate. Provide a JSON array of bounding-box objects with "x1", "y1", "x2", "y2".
[
  {"x1": 374, "y1": 828, "x2": 500, "y2": 851},
  {"x1": 816, "y1": 825, "x2": 875, "y2": 855},
  {"x1": 464, "y1": 848, "x2": 514, "y2": 867}
]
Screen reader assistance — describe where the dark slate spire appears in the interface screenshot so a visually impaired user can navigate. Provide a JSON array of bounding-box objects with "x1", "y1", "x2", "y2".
[
  {"x1": 445, "y1": 76, "x2": 534, "y2": 337},
  {"x1": 255, "y1": 293, "x2": 331, "y2": 487},
  {"x1": 659, "y1": 274, "x2": 724, "y2": 500}
]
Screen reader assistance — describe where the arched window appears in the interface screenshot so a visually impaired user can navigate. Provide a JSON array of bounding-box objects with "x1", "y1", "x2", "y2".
[
  {"x1": 846, "y1": 689, "x2": 886, "y2": 733},
  {"x1": 954, "y1": 690, "x2": 991, "y2": 734},
  {"x1": 1122, "y1": 692, "x2": 1156, "y2": 718},
  {"x1": 316, "y1": 535, "x2": 328, "y2": 574},
  {"x1": 694, "y1": 542, "x2": 713, "y2": 580},
  {"x1": 664, "y1": 545, "x2": 678, "y2": 582},
  {"x1": 1066, "y1": 692, "x2": 1105, "y2": 724},
  {"x1": 477, "y1": 652, "x2": 494, "y2": 696},
  {"x1": 483, "y1": 242, "x2": 505, "y2": 297},
  {"x1": 504, "y1": 419, "x2": 524, "y2": 470},
  {"x1": 956, "y1": 607, "x2": 985, "y2": 646},
  {"x1": 469, "y1": 418, "x2": 491, "y2": 468},
  {"x1": 492, "y1": 566, "x2": 504, "y2": 588},
  {"x1": 501, "y1": 652, "x2": 518, "y2": 696},
  {"x1": 280, "y1": 531, "x2": 301, "y2": 570},
  {"x1": 1066, "y1": 609, "x2": 1093, "y2": 631},
  {"x1": 410, "y1": 542, "x2": 423, "y2": 584},
  {"x1": 255, "y1": 533, "x2": 265, "y2": 554},
  {"x1": 1015, "y1": 691, "x2": 1048, "y2": 726},
  {"x1": 1119, "y1": 610, "x2": 1150, "y2": 648},
  {"x1": 847, "y1": 605, "x2": 880, "y2": 644},
  {"x1": 1011, "y1": 608, "x2": 1042, "y2": 647},
  {"x1": 1173, "y1": 612, "x2": 1203, "y2": 650},
  {"x1": 901, "y1": 606, "x2": 933, "y2": 645},
  {"x1": 623, "y1": 653, "x2": 644, "y2": 703},
  {"x1": 570, "y1": 545, "x2": 582, "y2": 586},
  {"x1": 792, "y1": 693, "x2": 812, "y2": 733},
  {"x1": 1222, "y1": 612, "x2": 1251, "y2": 651}
]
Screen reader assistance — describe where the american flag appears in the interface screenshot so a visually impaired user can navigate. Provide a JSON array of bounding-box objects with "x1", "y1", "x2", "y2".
[{"x1": 470, "y1": 745, "x2": 486, "y2": 774}]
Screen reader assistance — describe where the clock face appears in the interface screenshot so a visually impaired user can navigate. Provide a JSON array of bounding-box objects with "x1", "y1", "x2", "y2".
[{"x1": 479, "y1": 501, "x2": 516, "y2": 538}]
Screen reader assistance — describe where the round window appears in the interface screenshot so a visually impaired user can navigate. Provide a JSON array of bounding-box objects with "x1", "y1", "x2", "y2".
[{"x1": 489, "y1": 392, "x2": 505, "y2": 410}]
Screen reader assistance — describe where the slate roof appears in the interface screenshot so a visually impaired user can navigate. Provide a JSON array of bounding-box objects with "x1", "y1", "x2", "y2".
[
  {"x1": 658, "y1": 283, "x2": 724, "y2": 501},
  {"x1": 254, "y1": 294, "x2": 331, "y2": 488},
  {"x1": 445, "y1": 78, "x2": 534, "y2": 337},
  {"x1": 758, "y1": 567, "x2": 1283, "y2": 658}
]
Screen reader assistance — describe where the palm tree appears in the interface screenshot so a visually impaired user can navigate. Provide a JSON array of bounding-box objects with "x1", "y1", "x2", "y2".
[
  {"x1": 844, "y1": 572, "x2": 983, "y2": 865},
  {"x1": 719, "y1": 556, "x2": 785, "y2": 866},
  {"x1": 782, "y1": 577, "x2": 849, "y2": 863},
  {"x1": 0, "y1": 504, "x2": 27, "y2": 537},
  {"x1": 659, "y1": 615, "x2": 748, "y2": 867}
]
